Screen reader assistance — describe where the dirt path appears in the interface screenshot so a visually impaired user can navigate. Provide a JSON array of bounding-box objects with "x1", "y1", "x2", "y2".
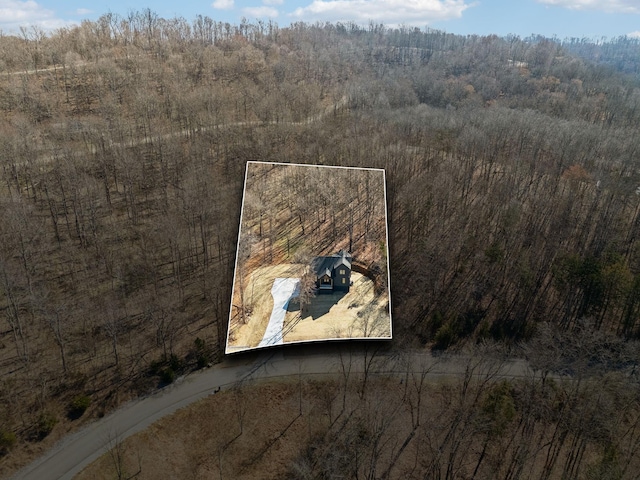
[{"x1": 26, "y1": 95, "x2": 348, "y2": 168}]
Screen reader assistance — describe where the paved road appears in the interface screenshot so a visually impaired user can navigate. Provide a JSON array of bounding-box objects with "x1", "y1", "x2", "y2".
[
  {"x1": 10, "y1": 347, "x2": 533, "y2": 480},
  {"x1": 258, "y1": 278, "x2": 300, "y2": 347}
]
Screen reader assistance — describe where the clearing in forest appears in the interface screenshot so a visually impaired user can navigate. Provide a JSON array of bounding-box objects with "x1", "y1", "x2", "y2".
[{"x1": 226, "y1": 161, "x2": 391, "y2": 354}]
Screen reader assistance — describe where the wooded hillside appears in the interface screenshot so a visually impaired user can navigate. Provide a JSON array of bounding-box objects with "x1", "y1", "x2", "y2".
[{"x1": 2, "y1": 10, "x2": 640, "y2": 474}]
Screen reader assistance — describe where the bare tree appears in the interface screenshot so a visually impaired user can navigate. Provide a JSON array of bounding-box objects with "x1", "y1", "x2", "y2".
[
  {"x1": 296, "y1": 267, "x2": 317, "y2": 315},
  {"x1": 105, "y1": 429, "x2": 142, "y2": 480}
]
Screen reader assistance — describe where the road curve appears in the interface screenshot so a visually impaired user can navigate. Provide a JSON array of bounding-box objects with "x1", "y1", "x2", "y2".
[{"x1": 10, "y1": 347, "x2": 533, "y2": 480}]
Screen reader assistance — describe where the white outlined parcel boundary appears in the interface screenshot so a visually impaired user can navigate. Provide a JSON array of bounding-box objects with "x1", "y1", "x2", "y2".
[{"x1": 226, "y1": 161, "x2": 392, "y2": 354}]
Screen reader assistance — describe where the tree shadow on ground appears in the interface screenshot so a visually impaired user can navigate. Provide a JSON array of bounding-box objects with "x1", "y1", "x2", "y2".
[{"x1": 286, "y1": 290, "x2": 347, "y2": 321}]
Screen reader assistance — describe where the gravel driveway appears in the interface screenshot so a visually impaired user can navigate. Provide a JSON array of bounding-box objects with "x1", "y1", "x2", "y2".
[{"x1": 258, "y1": 278, "x2": 300, "y2": 347}]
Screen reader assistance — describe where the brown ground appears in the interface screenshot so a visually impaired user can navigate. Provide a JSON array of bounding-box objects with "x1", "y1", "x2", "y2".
[
  {"x1": 227, "y1": 162, "x2": 390, "y2": 354},
  {"x1": 75, "y1": 371, "x2": 629, "y2": 480},
  {"x1": 227, "y1": 265, "x2": 391, "y2": 353},
  {"x1": 283, "y1": 272, "x2": 391, "y2": 343},
  {"x1": 75, "y1": 378, "x2": 335, "y2": 480}
]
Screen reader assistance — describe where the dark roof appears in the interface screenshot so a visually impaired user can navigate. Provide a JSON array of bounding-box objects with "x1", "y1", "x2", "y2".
[{"x1": 313, "y1": 251, "x2": 352, "y2": 277}]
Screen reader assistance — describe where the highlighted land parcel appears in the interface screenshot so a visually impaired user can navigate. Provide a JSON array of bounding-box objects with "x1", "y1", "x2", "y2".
[{"x1": 226, "y1": 162, "x2": 391, "y2": 354}]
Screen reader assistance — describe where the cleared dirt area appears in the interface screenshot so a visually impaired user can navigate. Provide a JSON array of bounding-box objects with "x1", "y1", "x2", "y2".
[
  {"x1": 228, "y1": 265, "x2": 390, "y2": 353},
  {"x1": 283, "y1": 272, "x2": 391, "y2": 343}
]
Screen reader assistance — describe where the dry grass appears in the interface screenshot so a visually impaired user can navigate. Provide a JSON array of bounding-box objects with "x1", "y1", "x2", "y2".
[
  {"x1": 227, "y1": 266, "x2": 391, "y2": 354},
  {"x1": 76, "y1": 371, "x2": 637, "y2": 480},
  {"x1": 283, "y1": 272, "x2": 391, "y2": 343},
  {"x1": 75, "y1": 378, "x2": 334, "y2": 480}
]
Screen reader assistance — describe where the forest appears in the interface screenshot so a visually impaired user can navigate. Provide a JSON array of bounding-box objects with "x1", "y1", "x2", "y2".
[{"x1": 1, "y1": 9, "x2": 640, "y2": 477}]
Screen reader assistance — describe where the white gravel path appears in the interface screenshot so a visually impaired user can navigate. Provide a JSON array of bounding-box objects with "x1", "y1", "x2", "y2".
[{"x1": 258, "y1": 278, "x2": 300, "y2": 347}]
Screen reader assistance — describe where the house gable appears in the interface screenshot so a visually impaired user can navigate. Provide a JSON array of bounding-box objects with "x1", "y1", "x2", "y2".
[{"x1": 313, "y1": 250, "x2": 352, "y2": 293}]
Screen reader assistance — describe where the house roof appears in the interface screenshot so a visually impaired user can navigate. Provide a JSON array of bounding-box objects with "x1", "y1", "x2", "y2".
[{"x1": 313, "y1": 251, "x2": 352, "y2": 277}]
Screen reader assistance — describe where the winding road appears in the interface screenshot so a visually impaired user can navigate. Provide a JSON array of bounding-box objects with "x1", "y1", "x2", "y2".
[
  {"x1": 1, "y1": 73, "x2": 355, "y2": 479},
  {"x1": 4, "y1": 64, "x2": 526, "y2": 478},
  {"x1": 3, "y1": 64, "x2": 530, "y2": 478},
  {"x1": 11, "y1": 347, "x2": 533, "y2": 480},
  {"x1": 27, "y1": 94, "x2": 349, "y2": 168}
]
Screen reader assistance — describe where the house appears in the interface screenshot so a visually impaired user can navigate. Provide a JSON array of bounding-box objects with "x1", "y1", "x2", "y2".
[{"x1": 313, "y1": 250, "x2": 352, "y2": 293}]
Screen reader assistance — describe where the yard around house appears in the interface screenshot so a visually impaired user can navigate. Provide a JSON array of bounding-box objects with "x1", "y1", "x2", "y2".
[
  {"x1": 283, "y1": 272, "x2": 391, "y2": 342},
  {"x1": 227, "y1": 266, "x2": 390, "y2": 353}
]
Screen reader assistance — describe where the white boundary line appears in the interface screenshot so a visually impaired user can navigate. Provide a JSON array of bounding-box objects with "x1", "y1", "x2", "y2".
[
  {"x1": 246, "y1": 159, "x2": 386, "y2": 173},
  {"x1": 225, "y1": 160, "x2": 392, "y2": 354},
  {"x1": 383, "y1": 168, "x2": 393, "y2": 340},
  {"x1": 225, "y1": 160, "x2": 252, "y2": 354}
]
